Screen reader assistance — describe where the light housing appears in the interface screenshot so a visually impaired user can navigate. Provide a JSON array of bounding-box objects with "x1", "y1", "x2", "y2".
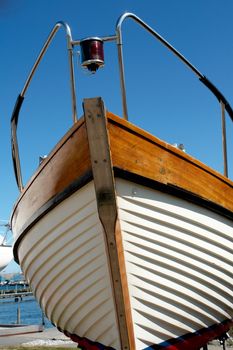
[{"x1": 80, "y1": 37, "x2": 104, "y2": 72}]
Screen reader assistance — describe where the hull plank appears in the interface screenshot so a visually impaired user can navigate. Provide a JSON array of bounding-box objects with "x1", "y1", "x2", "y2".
[
  {"x1": 12, "y1": 112, "x2": 233, "y2": 241},
  {"x1": 107, "y1": 113, "x2": 233, "y2": 215},
  {"x1": 18, "y1": 181, "x2": 121, "y2": 349},
  {"x1": 116, "y1": 178, "x2": 233, "y2": 349},
  {"x1": 12, "y1": 118, "x2": 92, "y2": 238}
]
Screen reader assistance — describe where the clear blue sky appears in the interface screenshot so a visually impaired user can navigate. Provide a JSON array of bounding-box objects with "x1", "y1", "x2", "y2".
[{"x1": 1, "y1": 0, "x2": 233, "y2": 272}]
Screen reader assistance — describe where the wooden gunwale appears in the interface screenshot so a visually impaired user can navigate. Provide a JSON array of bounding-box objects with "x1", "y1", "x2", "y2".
[
  {"x1": 11, "y1": 109, "x2": 233, "y2": 240},
  {"x1": 11, "y1": 117, "x2": 92, "y2": 236},
  {"x1": 107, "y1": 111, "x2": 232, "y2": 186},
  {"x1": 11, "y1": 109, "x2": 233, "y2": 242},
  {"x1": 107, "y1": 111, "x2": 233, "y2": 215}
]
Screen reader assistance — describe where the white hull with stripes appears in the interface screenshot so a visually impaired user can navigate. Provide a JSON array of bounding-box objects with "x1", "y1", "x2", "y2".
[
  {"x1": 116, "y1": 179, "x2": 233, "y2": 349},
  {"x1": 16, "y1": 178, "x2": 233, "y2": 349}
]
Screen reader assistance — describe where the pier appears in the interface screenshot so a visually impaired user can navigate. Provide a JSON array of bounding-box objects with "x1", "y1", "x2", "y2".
[
  {"x1": 0, "y1": 291, "x2": 33, "y2": 300},
  {"x1": 0, "y1": 283, "x2": 44, "y2": 332},
  {"x1": 0, "y1": 283, "x2": 32, "y2": 300}
]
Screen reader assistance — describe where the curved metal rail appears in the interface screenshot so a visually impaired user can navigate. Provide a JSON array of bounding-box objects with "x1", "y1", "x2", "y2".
[
  {"x1": 11, "y1": 21, "x2": 77, "y2": 192},
  {"x1": 11, "y1": 12, "x2": 233, "y2": 191},
  {"x1": 116, "y1": 12, "x2": 233, "y2": 177}
]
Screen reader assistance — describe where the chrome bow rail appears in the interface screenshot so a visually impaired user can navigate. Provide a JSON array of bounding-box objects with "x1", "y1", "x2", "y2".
[{"x1": 11, "y1": 12, "x2": 233, "y2": 191}]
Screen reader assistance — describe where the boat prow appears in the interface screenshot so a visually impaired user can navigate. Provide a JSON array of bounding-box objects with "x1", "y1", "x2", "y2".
[{"x1": 11, "y1": 98, "x2": 233, "y2": 349}]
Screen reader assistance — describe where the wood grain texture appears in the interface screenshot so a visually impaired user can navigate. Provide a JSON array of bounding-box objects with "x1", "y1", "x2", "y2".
[
  {"x1": 84, "y1": 98, "x2": 135, "y2": 350},
  {"x1": 11, "y1": 118, "x2": 92, "y2": 236},
  {"x1": 12, "y1": 109, "x2": 233, "y2": 238},
  {"x1": 106, "y1": 111, "x2": 233, "y2": 215}
]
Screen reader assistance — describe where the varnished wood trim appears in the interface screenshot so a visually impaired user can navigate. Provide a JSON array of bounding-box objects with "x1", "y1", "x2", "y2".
[
  {"x1": 12, "y1": 108, "x2": 233, "y2": 239},
  {"x1": 13, "y1": 171, "x2": 92, "y2": 263},
  {"x1": 84, "y1": 98, "x2": 135, "y2": 350},
  {"x1": 106, "y1": 112, "x2": 233, "y2": 215},
  {"x1": 107, "y1": 111, "x2": 233, "y2": 186},
  {"x1": 11, "y1": 118, "x2": 92, "y2": 235},
  {"x1": 115, "y1": 218, "x2": 136, "y2": 349},
  {"x1": 114, "y1": 168, "x2": 233, "y2": 220}
]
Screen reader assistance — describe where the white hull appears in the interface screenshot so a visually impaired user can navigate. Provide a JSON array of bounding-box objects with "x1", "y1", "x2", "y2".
[
  {"x1": 11, "y1": 98, "x2": 233, "y2": 349},
  {"x1": 15, "y1": 178, "x2": 233, "y2": 349},
  {"x1": 116, "y1": 179, "x2": 233, "y2": 349},
  {"x1": 17, "y1": 181, "x2": 121, "y2": 349},
  {"x1": 0, "y1": 246, "x2": 12, "y2": 272}
]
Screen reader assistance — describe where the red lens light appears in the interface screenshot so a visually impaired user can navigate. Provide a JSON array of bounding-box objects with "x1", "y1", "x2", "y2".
[{"x1": 80, "y1": 37, "x2": 104, "y2": 72}]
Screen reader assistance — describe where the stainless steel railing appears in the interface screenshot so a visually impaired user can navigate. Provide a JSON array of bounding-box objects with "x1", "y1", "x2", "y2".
[
  {"x1": 11, "y1": 21, "x2": 77, "y2": 192},
  {"x1": 11, "y1": 12, "x2": 233, "y2": 191},
  {"x1": 116, "y1": 12, "x2": 233, "y2": 178}
]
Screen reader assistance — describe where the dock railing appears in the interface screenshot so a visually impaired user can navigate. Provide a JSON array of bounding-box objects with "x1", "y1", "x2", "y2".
[{"x1": 0, "y1": 283, "x2": 32, "y2": 299}]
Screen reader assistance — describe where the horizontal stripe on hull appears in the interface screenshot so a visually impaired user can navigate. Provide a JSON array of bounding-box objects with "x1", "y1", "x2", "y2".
[
  {"x1": 116, "y1": 178, "x2": 233, "y2": 349},
  {"x1": 64, "y1": 319, "x2": 233, "y2": 349},
  {"x1": 17, "y1": 181, "x2": 121, "y2": 349},
  {"x1": 14, "y1": 178, "x2": 233, "y2": 349}
]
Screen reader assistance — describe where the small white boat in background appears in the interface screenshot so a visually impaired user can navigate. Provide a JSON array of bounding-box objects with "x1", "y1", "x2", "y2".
[
  {"x1": 0, "y1": 224, "x2": 13, "y2": 272},
  {"x1": 0, "y1": 245, "x2": 12, "y2": 272},
  {"x1": 10, "y1": 13, "x2": 233, "y2": 350}
]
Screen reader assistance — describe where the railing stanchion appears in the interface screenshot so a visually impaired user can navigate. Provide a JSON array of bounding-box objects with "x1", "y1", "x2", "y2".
[{"x1": 221, "y1": 101, "x2": 228, "y2": 177}]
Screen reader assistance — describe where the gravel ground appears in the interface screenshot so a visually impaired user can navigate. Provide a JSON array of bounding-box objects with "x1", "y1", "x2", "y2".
[
  {"x1": 0, "y1": 327, "x2": 232, "y2": 349},
  {"x1": 0, "y1": 327, "x2": 77, "y2": 348},
  {"x1": 208, "y1": 339, "x2": 233, "y2": 349}
]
